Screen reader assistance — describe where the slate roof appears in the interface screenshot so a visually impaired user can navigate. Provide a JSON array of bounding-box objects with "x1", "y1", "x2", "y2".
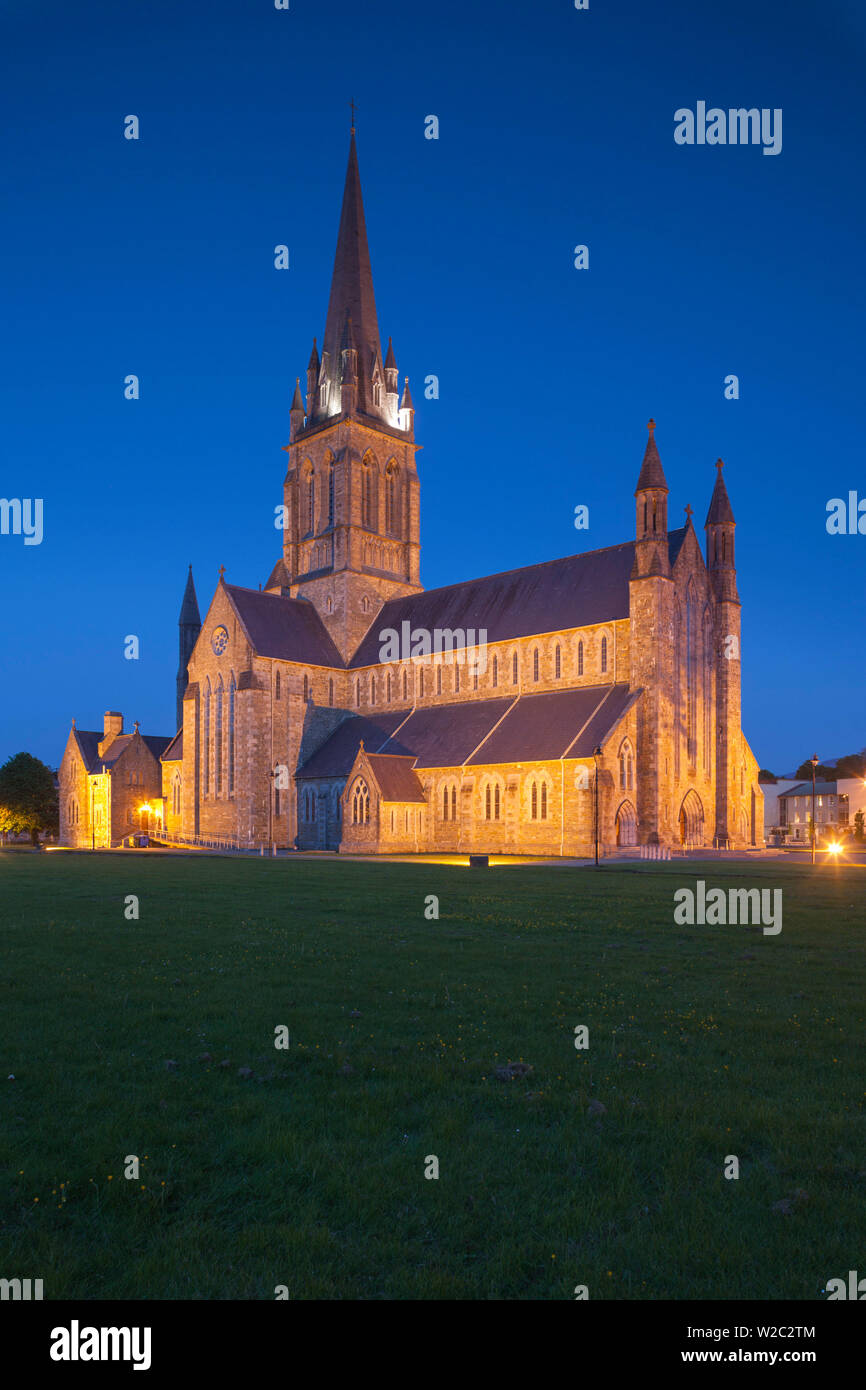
[
  {"x1": 297, "y1": 684, "x2": 641, "y2": 779},
  {"x1": 365, "y1": 754, "x2": 426, "y2": 802},
  {"x1": 225, "y1": 584, "x2": 344, "y2": 667},
  {"x1": 297, "y1": 712, "x2": 409, "y2": 778},
  {"x1": 779, "y1": 781, "x2": 838, "y2": 798},
  {"x1": 71, "y1": 728, "x2": 173, "y2": 771},
  {"x1": 349, "y1": 533, "x2": 686, "y2": 667},
  {"x1": 161, "y1": 731, "x2": 183, "y2": 761},
  {"x1": 466, "y1": 686, "x2": 640, "y2": 764},
  {"x1": 72, "y1": 730, "x2": 102, "y2": 773}
]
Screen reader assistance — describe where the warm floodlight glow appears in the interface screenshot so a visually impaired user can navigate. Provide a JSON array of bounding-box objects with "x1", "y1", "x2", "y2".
[{"x1": 827, "y1": 842, "x2": 842, "y2": 856}]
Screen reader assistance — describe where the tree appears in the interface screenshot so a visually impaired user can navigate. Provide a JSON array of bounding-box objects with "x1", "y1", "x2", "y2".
[
  {"x1": 758, "y1": 769, "x2": 777, "y2": 783},
  {"x1": 795, "y1": 759, "x2": 835, "y2": 781},
  {"x1": 0, "y1": 753, "x2": 58, "y2": 846}
]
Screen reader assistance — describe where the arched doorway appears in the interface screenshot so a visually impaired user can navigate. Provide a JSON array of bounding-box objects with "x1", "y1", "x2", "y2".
[
  {"x1": 678, "y1": 790, "x2": 704, "y2": 847},
  {"x1": 615, "y1": 800, "x2": 637, "y2": 846}
]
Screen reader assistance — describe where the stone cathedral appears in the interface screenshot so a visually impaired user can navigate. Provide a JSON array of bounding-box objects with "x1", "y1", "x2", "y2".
[{"x1": 59, "y1": 132, "x2": 763, "y2": 856}]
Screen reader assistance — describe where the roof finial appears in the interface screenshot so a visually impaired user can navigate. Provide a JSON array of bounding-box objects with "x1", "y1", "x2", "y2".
[
  {"x1": 349, "y1": 97, "x2": 358, "y2": 135},
  {"x1": 71, "y1": 717, "x2": 76, "y2": 729},
  {"x1": 133, "y1": 720, "x2": 140, "y2": 733},
  {"x1": 218, "y1": 565, "x2": 226, "y2": 581},
  {"x1": 685, "y1": 503, "x2": 693, "y2": 521},
  {"x1": 647, "y1": 417, "x2": 656, "y2": 434},
  {"x1": 716, "y1": 457, "x2": 724, "y2": 471}
]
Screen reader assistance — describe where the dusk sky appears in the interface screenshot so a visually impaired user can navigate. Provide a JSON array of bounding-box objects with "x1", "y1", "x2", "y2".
[{"x1": 2, "y1": 0, "x2": 864, "y2": 774}]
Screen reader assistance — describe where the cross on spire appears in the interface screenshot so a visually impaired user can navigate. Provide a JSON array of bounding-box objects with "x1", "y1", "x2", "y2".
[
  {"x1": 218, "y1": 565, "x2": 225, "y2": 580},
  {"x1": 685, "y1": 503, "x2": 693, "y2": 521},
  {"x1": 647, "y1": 418, "x2": 656, "y2": 434},
  {"x1": 349, "y1": 98, "x2": 358, "y2": 134}
]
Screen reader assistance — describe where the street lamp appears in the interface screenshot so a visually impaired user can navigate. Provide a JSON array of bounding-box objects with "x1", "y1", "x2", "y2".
[
  {"x1": 593, "y1": 745, "x2": 602, "y2": 867},
  {"x1": 810, "y1": 753, "x2": 819, "y2": 866}
]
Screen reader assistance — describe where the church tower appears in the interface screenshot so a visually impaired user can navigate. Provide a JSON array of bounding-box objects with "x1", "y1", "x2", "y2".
[
  {"x1": 176, "y1": 565, "x2": 201, "y2": 732},
  {"x1": 705, "y1": 459, "x2": 740, "y2": 846},
  {"x1": 629, "y1": 420, "x2": 674, "y2": 844},
  {"x1": 265, "y1": 127, "x2": 422, "y2": 660}
]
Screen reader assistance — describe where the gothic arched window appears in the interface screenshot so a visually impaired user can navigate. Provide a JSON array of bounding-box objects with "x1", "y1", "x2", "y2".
[
  {"x1": 601, "y1": 635, "x2": 608, "y2": 674},
  {"x1": 203, "y1": 678, "x2": 211, "y2": 796},
  {"x1": 403, "y1": 669, "x2": 408, "y2": 700},
  {"x1": 355, "y1": 679, "x2": 360, "y2": 708},
  {"x1": 215, "y1": 677, "x2": 223, "y2": 795},
  {"x1": 578, "y1": 640, "x2": 584, "y2": 677},
  {"x1": 531, "y1": 781, "x2": 538, "y2": 820},
  {"x1": 328, "y1": 677, "x2": 334, "y2": 705},
  {"x1": 275, "y1": 670, "x2": 281, "y2": 700},
  {"x1": 352, "y1": 778, "x2": 370, "y2": 825},
  {"x1": 369, "y1": 674, "x2": 376, "y2": 705},
  {"x1": 492, "y1": 654, "x2": 498, "y2": 687},
  {"x1": 486, "y1": 785, "x2": 492, "y2": 820},
  {"x1": 228, "y1": 673, "x2": 236, "y2": 795},
  {"x1": 362, "y1": 456, "x2": 374, "y2": 530},
  {"x1": 451, "y1": 784, "x2": 457, "y2": 820},
  {"x1": 385, "y1": 463, "x2": 398, "y2": 536},
  {"x1": 327, "y1": 458, "x2": 335, "y2": 527},
  {"x1": 303, "y1": 674, "x2": 309, "y2": 703},
  {"x1": 533, "y1": 648, "x2": 540, "y2": 682},
  {"x1": 512, "y1": 651, "x2": 518, "y2": 684},
  {"x1": 555, "y1": 644, "x2": 561, "y2": 679},
  {"x1": 494, "y1": 784, "x2": 501, "y2": 820}
]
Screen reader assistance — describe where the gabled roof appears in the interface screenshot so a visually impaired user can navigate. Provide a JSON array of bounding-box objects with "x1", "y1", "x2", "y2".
[
  {"x1": 349, "y1": 532, "x2": 687, "y2": 666},
  {"x1": 779, "y1": 781, "x2": 838, "y2": 798},
  {"x1": 297, "y1": 684, "x2": 641, "y2": 779},
  {"x1": 71, "y1": 728, "x2": 173, "y2": 771},
  {"x1": 297, "y1": 711, "x2": 409, "y2": 778},
  {"x1": 364, "y1": 754, "x2": 426, "y2": 803},
  {"x1": 225, "y1": 584, "x2": 345, "y2": 667},
  {"x1": 161, "y1": 731, "x2": 183, "y2": 762},
  {"x1": 71, "y1": 729, "x2": 102, "y2": 773}
]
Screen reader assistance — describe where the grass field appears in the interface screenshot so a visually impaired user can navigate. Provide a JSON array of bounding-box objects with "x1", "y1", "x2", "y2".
[{"x1": 1, "y1": 852, "x2": 864, "y2": 1300}]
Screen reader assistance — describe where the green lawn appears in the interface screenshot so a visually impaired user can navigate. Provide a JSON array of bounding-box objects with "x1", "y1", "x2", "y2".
[{"x1": 1, "y1": 852, "x2": 864, "y2": 1300}]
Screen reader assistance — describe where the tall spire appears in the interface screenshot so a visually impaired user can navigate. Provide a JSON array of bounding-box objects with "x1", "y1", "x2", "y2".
[
  {"x1": 318, "y1": 132, "x2": 384, "y2": 422},
  {"x1": 178, "y1": 564, "x2": 200, "y2": 626},
  {"x1": 635, "y1": 418, "x2": 669, "y2": 493},
  {"x1": 176, "y1": 566, "x2": 201, "y2": 732},
  {"x1": 705, "y1": 458, "x2": 735, "y2": 526}
]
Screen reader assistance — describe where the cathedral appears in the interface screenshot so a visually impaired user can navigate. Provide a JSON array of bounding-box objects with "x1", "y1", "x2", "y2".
[{"x1": 59, "y1": 130, "x2": 763, "y2": 856}]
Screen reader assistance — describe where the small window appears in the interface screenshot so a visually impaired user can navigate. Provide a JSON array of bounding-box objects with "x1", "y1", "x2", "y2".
[
  {"x1": 329, "y1": 677, "x2": 334, "y2": 705},
  {"x1": 436, "y1": 665, "x2": 442, "y2": 695},
  {"x1": 533, "y1": 648, "x2": 539, "y2": 682},
  {"x1": 555, "y1": 645, "x2": 561, "y2": 679},
  {"x1": 492, "y1": 654, "x2": 498, "y2": 688},
  {"x1": 275, "y1": 671, "x2": 281, "y2": 699},
  {"x1": 355, "y1": 679, "x2": 361, "y2": 708},
  {"x1": 601, "y1": 636, "x2": 608, "y2": 674},
  {"x1": 419, "y1": 667, "x2": 425, "y2": 698},
  {"x1": 578, "y1": 640, "x2": 584, "y2": 677},
  {"x1": 303, "y1": 674, "x2": 309, "y2": 702},
  {"x1": 370, "y1": 675, "x2": 376, "y2": 705},
  {"x1": 451, "y1": 785, "x2": 457, "y2": 820},
  {"x1": 387, "y1": 673, "x2": 392, "y2": 702}
]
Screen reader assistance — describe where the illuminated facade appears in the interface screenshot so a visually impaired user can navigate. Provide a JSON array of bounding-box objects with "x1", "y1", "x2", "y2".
[{"x1": 61, "y1": 133, "x2": 763, "y2": 855}]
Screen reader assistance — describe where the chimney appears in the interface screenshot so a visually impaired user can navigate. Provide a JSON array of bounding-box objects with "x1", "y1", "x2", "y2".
[{"x1": 98, "y1": 711, "x2": 123, "y2": 758}]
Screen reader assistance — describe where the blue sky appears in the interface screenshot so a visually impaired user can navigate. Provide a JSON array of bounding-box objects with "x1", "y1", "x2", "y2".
[{"x1": 1, "y1": 0, "x2": 864, "y2": 773}]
